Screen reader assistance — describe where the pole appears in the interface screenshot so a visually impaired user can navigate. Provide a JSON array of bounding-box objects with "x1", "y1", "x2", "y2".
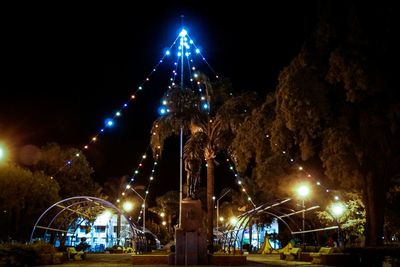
[
  {"x1": 178, "y1": 19, "x2": 184, "y2": 229},
  {"x1": 302, "y1": 199, "x2": 305, "y2": 245},
  {"x1": 143, "y1": 202, "x2": 146, "y2": 233},
  {"x1": 216, "y1": 199, "x2": 220, "y2": 230}
]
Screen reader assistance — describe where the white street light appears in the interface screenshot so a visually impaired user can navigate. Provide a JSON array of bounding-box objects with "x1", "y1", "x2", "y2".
[
  {"x1": 130, "y1": 188, "x2": 146, "y2": 233},
  {"x1": 216, "y1": 189, "x2": 231, "y2": 230},
  {"x1": 296, "y1": 184, "x2": 310, "y2": 244},
  {"x1": 123, "y1": 201, "x2": 134, "y2": 212}
]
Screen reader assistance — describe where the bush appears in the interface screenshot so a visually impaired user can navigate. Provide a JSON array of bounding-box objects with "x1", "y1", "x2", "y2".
[{"x1": 0, "y1": 242, "x2": 62, "y2": 266}]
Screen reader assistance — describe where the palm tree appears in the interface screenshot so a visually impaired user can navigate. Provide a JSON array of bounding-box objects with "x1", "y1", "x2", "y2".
[{"x1": 150, "y1": 79, "x2": 258, "y2": 251}]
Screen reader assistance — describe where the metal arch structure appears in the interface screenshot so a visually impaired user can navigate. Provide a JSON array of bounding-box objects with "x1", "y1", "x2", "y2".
[
  {"x1": 30, "y1": 196, "x2": 144, "y2": 245},
  {"x1": 219, "y1": 198, "x2": 326, "y2": 252}
]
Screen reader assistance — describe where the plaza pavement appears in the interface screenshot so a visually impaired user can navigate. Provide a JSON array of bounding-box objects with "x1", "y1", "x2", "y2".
[{"x1": 38, "y1": 253, "x2": 333, "y2": 267}]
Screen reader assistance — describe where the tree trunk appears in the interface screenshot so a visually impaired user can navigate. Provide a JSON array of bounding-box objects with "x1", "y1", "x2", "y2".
[
  {"x1": 207, "y1": 158, "x2": 215, "y2": 253},
  {"x1": 364, "y1": 171, "x2": 385, "y2": 246}
]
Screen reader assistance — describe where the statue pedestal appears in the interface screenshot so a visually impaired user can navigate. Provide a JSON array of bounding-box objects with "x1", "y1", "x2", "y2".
[{"x1": 175, "y1": 198, "x2": 207, "y2": 265}]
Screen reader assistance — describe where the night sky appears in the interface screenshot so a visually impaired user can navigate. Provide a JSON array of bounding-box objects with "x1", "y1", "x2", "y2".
[{"x1": 0, "y1": 1, "x2": 317, "y2": 199}]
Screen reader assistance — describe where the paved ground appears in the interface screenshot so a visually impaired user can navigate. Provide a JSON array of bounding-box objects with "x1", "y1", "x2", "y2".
[{"x1": 38, "y1": 253, "x2": 331, "y2": 267}]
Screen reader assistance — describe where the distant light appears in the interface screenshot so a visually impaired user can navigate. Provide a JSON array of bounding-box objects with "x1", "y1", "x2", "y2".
[
  {"x1": 177, "y1": 52, "x2": 182, "y2": 57},
  {"x1": 75, "y1": 153, "x2": 80, "y2": 157},
  {"x1": 194, "y1": 73, "x2": 198, "y2": 78},
  {"x1": 202, "y1": 103, "x2": 208, "y2": 109},
  {"x1": 185, "y1": 52, "x2": 190, "y2": 57},
  {"x1": 0, "y1": 147, "x2": 4, "y2": 160},
  {"x1": 138, "y1": 86, "x2": 143, "y2": 90},
  {"x1": 179, "y1": 29, "x2": 188, "y2": 37},
  {"x1": 334, "y1": 196, "x2": 339, "y2": 200},
  {"x1": 201, "y1": 96, "x2": 205, "y2": 100},
  {"x1": 212, "y1": 196, "x2": 216, "y2": 200},
  {"x1": 162, "y1": 221, "x2": 167, "y2": 226},
  {"x1": 160, "y1": 212, "x2": 165, "y2": 217},
  {"x1": 165, "y1": 50, "x2": 170, "y2": 55},
  {"x1": 150, "y1": 176, "x2": 154, "y2": 180},
  {"x1": 189, "y1": 40, "x2": 194, "y2": 44},
  {"x1": 142, "y1": 154, "x2": 147, "y2": 159},
  {"x1": 105, "y1": 119, "x2": 114, "y2": 127},
  {"x1": 126, "y1": 184, "x2": 131, "y2": 189},
  {"x1": 116, "y1": 112, "x2": 121, "y2": 116},
  {"x1": 162, "y1": 100, "x2": 167, "y2": 105},
  {"x1": 195, "y1": 48, "x2": 200, "y2": 54}
]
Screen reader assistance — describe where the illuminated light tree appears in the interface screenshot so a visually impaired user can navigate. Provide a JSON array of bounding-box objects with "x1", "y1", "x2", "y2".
[{"x1": 151, "y1": 79, "x2": 258, "y2": 249}]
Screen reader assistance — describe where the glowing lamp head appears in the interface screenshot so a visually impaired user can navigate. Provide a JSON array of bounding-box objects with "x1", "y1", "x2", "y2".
[
  {"x1": 123, "y1": 201, "x2": 134, "y2": 212},
  {"x1": 230, "y1": 217, "x2": 238, "y2": 226},
  {"x1": 202, "y1": 103, "x2": 208, "y2": 109},
  {"x1": 195, "y1": 48, "x2": 200, "y2": 54},
  {"x1": 160, "y1": 212, "x2": 165, "y2": 217},
  {"x1": 179, "y1": 29, "x2": 188, "y2": 37},
  {"x1": 162, "y1": 221, "x2": 167, "y2": 226},
  {"x1": 297, "y1": 185, "x2": 310, "y2": 198},
  {"x1": 0, "y1": 147, "x2": 4, "y2": 160},
  {"x1": 165, "y1": 50, "x2": 170, "y2": 55},
  {"x1": 331, "y1": 203, "x2": 346, "y2": 218}
]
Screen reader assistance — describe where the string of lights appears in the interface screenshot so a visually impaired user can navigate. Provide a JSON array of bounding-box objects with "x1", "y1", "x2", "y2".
[
  {"x1": 225, "y1": 158, "x2": 257, "y2": 208},
  {"x1": 265, "y1": 134, "x2": 342, "y2": 202},
  {"x1": 49, "y1": 28, "x2": 214, "y2": 178}
]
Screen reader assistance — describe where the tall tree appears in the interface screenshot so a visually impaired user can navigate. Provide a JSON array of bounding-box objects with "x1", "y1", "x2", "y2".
[
  {"x1": 35, "y1": 143, "x2": 100, "y2": 198},
  {"x1": 0, "y1": 163, "x2": 60, "y2": 241},
  {"x1": 270, "y1": 2, "x2": 399, "y2": 246}
]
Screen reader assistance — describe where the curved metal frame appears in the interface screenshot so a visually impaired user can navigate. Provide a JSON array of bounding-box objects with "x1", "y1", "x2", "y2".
[
  {"x1": 219, "y1": 198, "x2": 320, "y2": 252},
  {"x1": 30, "y1": 196, "x2": 143, "y2": 244}
]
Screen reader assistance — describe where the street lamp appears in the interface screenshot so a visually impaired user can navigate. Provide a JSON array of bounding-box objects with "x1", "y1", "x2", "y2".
[
  {"x1": 216, "y1": 189, "x2": 231, "y2": 230},
  {"x1": 330, "y1": 202, "x2": 346, "y2": 246},
  {"x1": 0, "y1": 143, "x2": 8, "y2": 162},
  {"x1": 129, "y1": 188, "x2": 146, "y2": 233},
  {"x1": 123, "y1": 201, "x2": 134, "y2": 212},
  {"x1": 296, "y1": 184, "x2": 310, "y2": 244}
]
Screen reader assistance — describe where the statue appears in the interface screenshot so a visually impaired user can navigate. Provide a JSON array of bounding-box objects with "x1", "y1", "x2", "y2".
[{"x1": 184, "y1": 152, "x2": 201, "y2": 199}]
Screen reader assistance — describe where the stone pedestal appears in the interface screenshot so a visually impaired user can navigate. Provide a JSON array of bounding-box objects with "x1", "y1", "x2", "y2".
[{"x1": 174, "y1": 198, "x2": 207, "y2": 265}]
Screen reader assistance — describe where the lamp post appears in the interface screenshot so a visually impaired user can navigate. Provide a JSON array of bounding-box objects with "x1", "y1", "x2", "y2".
[
  {"x1": 216, "y1": 189, "x2": 231, "y2": 230},
  {"x1": 297, "y1": 185, "x2": 310, "y2": 244},
  {"x1": 330, "y1": 202, "x2": 346, "y2": 246},
  {"x1": 130, "y1": 188, "x2": 146, "y2": 233}
]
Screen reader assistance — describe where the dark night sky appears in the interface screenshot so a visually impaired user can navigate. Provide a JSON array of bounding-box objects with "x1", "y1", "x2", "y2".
[{"x1": 0, "y1": 1, "x2": 317, "y2": 199}]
